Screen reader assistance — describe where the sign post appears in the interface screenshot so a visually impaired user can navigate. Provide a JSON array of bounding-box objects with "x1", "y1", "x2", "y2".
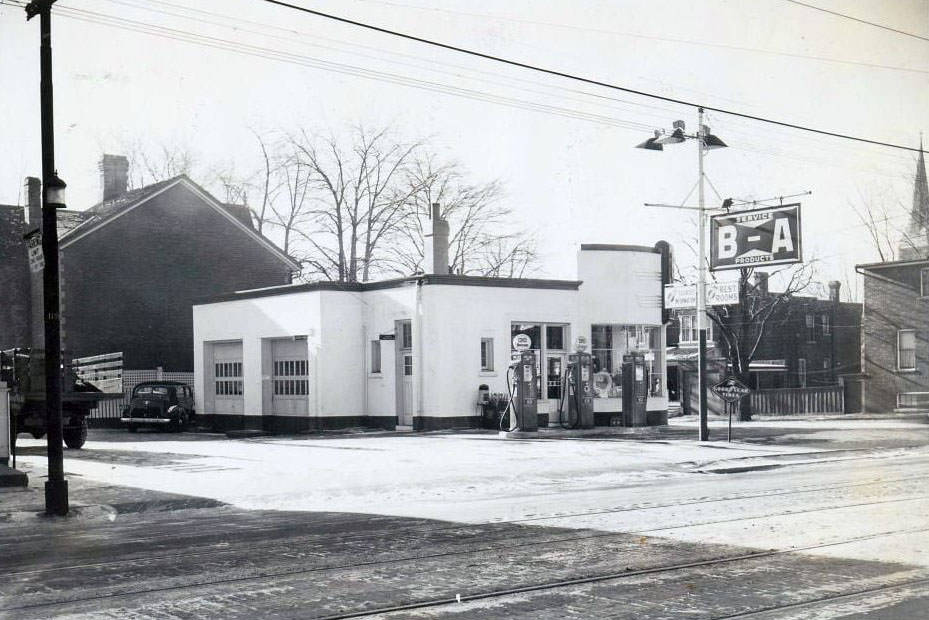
[{"x1": 711, "y1": 377, "x2": 752, "y2": 442}]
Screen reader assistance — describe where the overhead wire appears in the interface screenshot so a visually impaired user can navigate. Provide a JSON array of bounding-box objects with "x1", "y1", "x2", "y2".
[
  {"x1": 259, "y1": 0, "x2": 924, "y2": 153},
  {"x1": 782, "y1": 0, "x2": 929, "y2": 43},
  {"x1": 355, "y1": 0, "x2": 929, "y2": 75}
]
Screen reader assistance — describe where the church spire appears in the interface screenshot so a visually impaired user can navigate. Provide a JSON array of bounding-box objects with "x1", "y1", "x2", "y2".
[{"x1": 902, "y1": 135, "x2": 929, "y2": 257}]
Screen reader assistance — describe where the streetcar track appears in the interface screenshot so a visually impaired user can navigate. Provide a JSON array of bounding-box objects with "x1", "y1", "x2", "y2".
[
  {"x1": 3, "y1": 478, "x2": 925, "y2": 578},
  {"x1": 710, "y1": 576, "x2": 929, "y2": 619},
  {"x1": 3, "y1": 513, "x2": 927, "y2": 614}
]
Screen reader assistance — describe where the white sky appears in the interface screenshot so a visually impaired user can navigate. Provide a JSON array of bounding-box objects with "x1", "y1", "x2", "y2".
[{"x1": 1, "y1": 0, "x2": 927, "y2": 296}]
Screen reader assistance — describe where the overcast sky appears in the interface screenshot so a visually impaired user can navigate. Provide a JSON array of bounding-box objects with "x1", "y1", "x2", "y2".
[{"x1": 1, "y1": 0, "x2": 927, "y2": 295}]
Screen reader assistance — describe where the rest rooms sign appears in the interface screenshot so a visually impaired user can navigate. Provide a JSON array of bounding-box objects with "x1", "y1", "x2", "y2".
[{"x1": 710, "y1": 204, "x2": 802, "y2": 271}]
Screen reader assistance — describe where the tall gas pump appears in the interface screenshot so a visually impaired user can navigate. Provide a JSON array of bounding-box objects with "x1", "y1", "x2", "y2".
[
  {"x1": 621, "y1": 352, "x2": 649, "y2": 426},
  {"x1": 506, "y1": 349, "x2": 538, "y2": 432},
  {"x1": 565, "y1": 351, "x2": 594, "y2": 429}
]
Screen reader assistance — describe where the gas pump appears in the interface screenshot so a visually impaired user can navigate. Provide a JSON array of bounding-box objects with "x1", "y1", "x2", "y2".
[
  {"x1": 565, "y1": 352, "x2": 594, "y2": 429},
  {"x1": 621, "y1": 352, "x2": 648, "y2": 426},
  {"x1": 503, "y1": 349, "x2": 537, "y2": 432}
]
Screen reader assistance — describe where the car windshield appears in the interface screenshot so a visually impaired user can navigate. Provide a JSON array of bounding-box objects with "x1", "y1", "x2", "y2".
[{"x1": 136, "y1": 386, "x2": 169, "y2": 396}]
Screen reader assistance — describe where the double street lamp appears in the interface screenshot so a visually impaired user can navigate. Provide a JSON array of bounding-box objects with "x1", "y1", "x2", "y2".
[{"x1": 637, "y1": 107, "x2": 727, "y2": 442}]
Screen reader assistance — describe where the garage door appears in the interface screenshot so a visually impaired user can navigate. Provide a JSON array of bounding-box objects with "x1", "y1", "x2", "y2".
[
  {"x1": 211, "y1": 341, "x2": 244, "y2": 415},
  {"x1": 271, "y1": 338, "x2": 309, "y2": 415}
]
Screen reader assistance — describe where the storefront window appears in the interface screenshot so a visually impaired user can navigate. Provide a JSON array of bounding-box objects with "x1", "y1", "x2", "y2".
[
  {"x1": 511, "y1": 322, "x2": 569, "y2": 400},
  {"x1": 590, "y1": 324, "x2": 664, "y2": 398}
]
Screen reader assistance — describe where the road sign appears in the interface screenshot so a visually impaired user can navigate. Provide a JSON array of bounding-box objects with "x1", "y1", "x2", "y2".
[
  {"x1": 664, "y1": 281, "x2": 739, "y2": 309},
  {"x1": 512, "y1": 334, "x2": 532, "y2": 351},
  {"x1": 711, "y1": 377, "x2": 751, "y2": 403},
  {"x1": 710, "y1": 204, "x2": 802, "y2": 271},
  {"x1": 25, "y1": 231, "x2": 44, "y2": 274}
]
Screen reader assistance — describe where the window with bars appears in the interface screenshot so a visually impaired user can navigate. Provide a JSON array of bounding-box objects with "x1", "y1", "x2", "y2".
[
  {"x1": 273, "y1": 359, "x2": 309, "y2": 396},
  {"x1": 897, "y1": 330, "x2": 916, "y2": 371},
  {"x1": 215, "y1": 361, "x2": 243, "y2": 397}
]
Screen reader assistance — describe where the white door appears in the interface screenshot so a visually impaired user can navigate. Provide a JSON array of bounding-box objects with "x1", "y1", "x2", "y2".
[
  {"x1": 271, "y1": 338, "x2": 309, "y2": 416},
  {"x1": 211, "y1": 341, "x2": 243, "y2": 415},
  {"x1": 395, "y1": 320, "x2": 414, "y2": 426}
]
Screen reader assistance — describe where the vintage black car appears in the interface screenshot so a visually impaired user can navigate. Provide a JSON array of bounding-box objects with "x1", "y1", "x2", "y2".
[{"x1": 120, "y1": 381, "x2": 195, "y2": 432}]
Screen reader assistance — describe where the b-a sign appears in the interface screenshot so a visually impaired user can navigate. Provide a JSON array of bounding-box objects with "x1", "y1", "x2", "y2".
[{"x1": 710, "y1": 204, "x2": 801, "y2": 271}]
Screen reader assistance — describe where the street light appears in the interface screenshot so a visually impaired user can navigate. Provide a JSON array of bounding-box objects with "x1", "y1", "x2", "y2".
[
  {"x1": 26, "y1": 0, "x2": 68, "y2": 515},
  {"x1": 637, "y1": 107, "x2": 727, "y2": 442}
]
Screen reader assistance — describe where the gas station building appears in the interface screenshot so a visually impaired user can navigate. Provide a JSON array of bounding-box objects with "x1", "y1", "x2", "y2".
[{"x1": 192, "y1": 239, "x2": 672, "y2": 433}]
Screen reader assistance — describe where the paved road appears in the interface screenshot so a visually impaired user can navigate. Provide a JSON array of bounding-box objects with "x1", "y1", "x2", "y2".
[{"x1": 2, "y1": 418, "x2": 928, "y2": 618}]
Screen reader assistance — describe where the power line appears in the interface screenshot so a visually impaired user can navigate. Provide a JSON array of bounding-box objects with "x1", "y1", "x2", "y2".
[
  {"x1": 259, "y1": 0, "x2": 923, "y2": 153},
  {"x1": 783, "y1": 0, "x2": 929, "y2": 43},
  {"x1": 355, "y1": 0, "x2": 929, "y2": 76}
]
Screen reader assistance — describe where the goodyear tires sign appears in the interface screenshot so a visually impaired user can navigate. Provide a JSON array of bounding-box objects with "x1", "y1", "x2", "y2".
[{"x1": 710, "y1": 204, "x2": 801, "y2": 271}]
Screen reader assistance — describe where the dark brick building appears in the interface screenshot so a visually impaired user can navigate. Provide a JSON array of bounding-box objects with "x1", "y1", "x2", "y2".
[
  {"x1": 2, "y1": 155, "x2": 299, "y2": 371},
  {"x1": 858, "y1": 146, "x2": 929, "y2": 412},
  {"x1": 666, "y1": 276, "x2": 861, "y2": 413}
]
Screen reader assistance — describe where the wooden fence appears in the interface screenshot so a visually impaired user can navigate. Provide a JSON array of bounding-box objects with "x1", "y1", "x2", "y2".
[{"x1": 729, "y1": 385, "x2": 845, "y2": 416}]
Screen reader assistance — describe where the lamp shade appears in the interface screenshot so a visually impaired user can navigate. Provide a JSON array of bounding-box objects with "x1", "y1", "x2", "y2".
[
  {"x1": 703, "y1": 133, "x2": 728, "y2": 150},
  {"x1": 45, "y1": 172, "x2": 67, "y2": 209},
  {"x1": 657, "y1": 127, "x2": 686, "y2": 144},
  {"x1": 636, "y1": 130, "x2": 664, "y2": 151}
]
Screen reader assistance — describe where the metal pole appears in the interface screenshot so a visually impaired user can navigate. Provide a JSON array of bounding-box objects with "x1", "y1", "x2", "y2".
[
  {"x1": 696, "y1": 107, "x2": 710, "y2": 442},
  {"x1": 30, "y1": 0, "x2": 68, "y2": 515}
]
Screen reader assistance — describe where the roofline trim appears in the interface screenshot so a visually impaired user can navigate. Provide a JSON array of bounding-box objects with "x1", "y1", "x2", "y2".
[
  {"x1": 195, "y1": 274, "x2": 581, "y2": 305},
  {"x1": 856, "y1": 257, "x2": 929, "y2": 271},
  {"x1": 580, "y1": 243, "x2": 660, "y2": 253},
  {"x1": 60, "y1": 177, "x2": 183, "y2": 248}
]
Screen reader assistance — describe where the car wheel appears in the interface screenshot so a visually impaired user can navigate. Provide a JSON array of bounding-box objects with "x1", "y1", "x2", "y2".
[{"x1": 63, "y1": 420, "x2": 88, "y2": 449}]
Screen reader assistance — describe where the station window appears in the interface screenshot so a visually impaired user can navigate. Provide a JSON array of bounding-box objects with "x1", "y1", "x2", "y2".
[
  {"x1": 370, "y1": 340, "x2": 381, "y2": 374},
  {"x1": 215, "y1": 361, "x2": 243, "y2": 396},
  {"x1": 480, "y1": 338, "x2": 494, "y2": 371},
  {"x1": 591, "y1": 324, "x2": 663, "y2": 398},
  {"x1": 273, "y1": 359, "x2": 308, "y2": 396},
  {"x1": 400, "y1": 322, "x2": 413, "y2": 349}
]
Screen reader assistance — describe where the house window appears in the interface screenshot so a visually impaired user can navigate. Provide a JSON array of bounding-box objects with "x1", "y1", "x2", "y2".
[
  {"x1": 821, "y1": 314, "x2": 830, "y2": 336},
  {"x1": 921, "y1": 268, "x2": 929, "y2": 297},
  {"x1": 897, "y1": 329, "x2": 916, "y2": 371},
  {"x1": 370, "y1": 340, "x2": 381, "y2": 374},
  {"x1": 480, "y1": 338, "x2": 494, "y2": 371},
  {"x1": 798, "y1": 358, "x2": 807, "y2": 388},
  {"x1": 215, "y1": 361, "x2": 243, "y2": 396},
  {"x1": 678, "y1": 315, "x2": 712, "y2": 344},
  {"x1": 806, "y1": 313, "x2": 815, "y2": 341}
]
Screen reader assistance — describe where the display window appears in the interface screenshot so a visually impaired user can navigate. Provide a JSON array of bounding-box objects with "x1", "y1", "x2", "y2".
[
  {"x1": 590, "y1": 324, "x2": 663, "y2": 398},
  {"x1": 511, "y1": 322, "x2": 568, "y2": 401}
]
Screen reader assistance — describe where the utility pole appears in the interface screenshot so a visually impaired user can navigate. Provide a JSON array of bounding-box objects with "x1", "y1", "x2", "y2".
[
  {"x1": 26, "y1": 0, "x2": 68, "y2": 516},
  {"x1": 696, "y1": 107, "x2": 710, "y2": 442}
]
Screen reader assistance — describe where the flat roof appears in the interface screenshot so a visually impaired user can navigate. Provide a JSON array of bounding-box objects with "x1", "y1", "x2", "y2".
[
  {"x1": 196, "y1": 273, "x2": 582, "y2": 305},
  {"x1": 580, "y1": 243, "x2": 660, "y2": 253},
  {"x1": 856, "y1": 257, "x2": 929, "y2": 271}
]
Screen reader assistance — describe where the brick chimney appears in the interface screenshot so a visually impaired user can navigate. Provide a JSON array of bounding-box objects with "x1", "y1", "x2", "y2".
[
  {"x1": 828, "y1": 280, "x2": 841, "y2": 303},
  {"x1": 99, "y1": 154, "x2": 129, "y2": 201},
  {"x1": 24, "y1": 176, "x2": 41, "y2": 232},
  {"x1": 424, "y1": 202, "x2": 449, "y2": 275},
  {"x1": 753, "y1": 271, "x2": 769, "y2": 295}
]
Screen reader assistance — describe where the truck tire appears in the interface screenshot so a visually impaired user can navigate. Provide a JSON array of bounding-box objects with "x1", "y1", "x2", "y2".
[{"x1": 63, "y1": 420, "x2": 88, "y2": 449}]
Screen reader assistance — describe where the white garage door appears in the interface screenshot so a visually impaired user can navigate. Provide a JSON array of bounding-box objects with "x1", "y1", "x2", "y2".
[
  {"x1": 271, "y1": 338, "x2": 309, "y2": 416},
  {"x1": 211, "y1": 341, "x2": 244, "y2": 415}
]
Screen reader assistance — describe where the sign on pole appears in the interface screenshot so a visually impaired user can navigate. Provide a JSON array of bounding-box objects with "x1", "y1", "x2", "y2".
[
  {"x1": 25, "y1": 231, "x2": 44, "y2": 274},
  {"x1": 711, "y1": 377, "x2": 751, "y2": 403},
  {"x1": 664, "y1": 281, "x2": 739, "y2": 309},
  {"x1": 710, "y1": 204, "x2": 802, "y2": 271}
]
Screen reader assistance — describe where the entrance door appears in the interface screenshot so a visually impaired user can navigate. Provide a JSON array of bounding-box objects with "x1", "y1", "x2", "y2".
[
  {"x1": 546, "y1": 354, "x2": 565, "y2": 402},
  {"x1": 395, "y1": 320, "x2": 414, "y2": 426}
]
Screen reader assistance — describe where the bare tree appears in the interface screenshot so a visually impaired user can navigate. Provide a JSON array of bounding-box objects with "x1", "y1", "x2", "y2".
[
  {"x1": 707, "y1": 261, "x2": 818, "y2": 421},
  {"x1": 121, "y1": 139, "x2": 197, "y2": 190},
  {"x1": 388, "y1": 153, "x2": 539, "y2": 277}
]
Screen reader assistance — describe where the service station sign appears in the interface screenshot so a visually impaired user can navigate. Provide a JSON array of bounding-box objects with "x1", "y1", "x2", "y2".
[{"x1": 710, "y1": 204, "x2": 801, "y2": 271}]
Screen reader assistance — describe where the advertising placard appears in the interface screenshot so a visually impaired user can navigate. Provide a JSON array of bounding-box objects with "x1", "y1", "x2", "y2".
[
  {"x1": 664, "y1": 281, "x2": 739, "y2": 309},
  {"x1": 710, "y1": 204, "x2": 801, "y2": 271}
]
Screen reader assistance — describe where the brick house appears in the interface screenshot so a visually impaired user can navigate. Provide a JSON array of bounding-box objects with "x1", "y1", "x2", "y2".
[
  {"x1": 666, "y1": 275, "x2": 861, "y2": 414},
  {"x1": 857, "y1": 146, "x2": 929, "y2": 411},
  {"x1": 2, "y1": 154, "x2": 299, "y2": 372}
]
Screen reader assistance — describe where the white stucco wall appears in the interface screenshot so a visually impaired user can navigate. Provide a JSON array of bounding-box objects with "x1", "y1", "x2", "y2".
[
  {"x1": 193, "y1": 290, "x2": 323, "y2": 419},
  {"x1": 420, "y1": 284, "x2": 578, "y2": 418},
  {"x1": 577, "y1": 246, "x2": 663, "y2": 327},
  {"x1": 360, "y1": 285, "x2": 417, "y2": 418}
]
